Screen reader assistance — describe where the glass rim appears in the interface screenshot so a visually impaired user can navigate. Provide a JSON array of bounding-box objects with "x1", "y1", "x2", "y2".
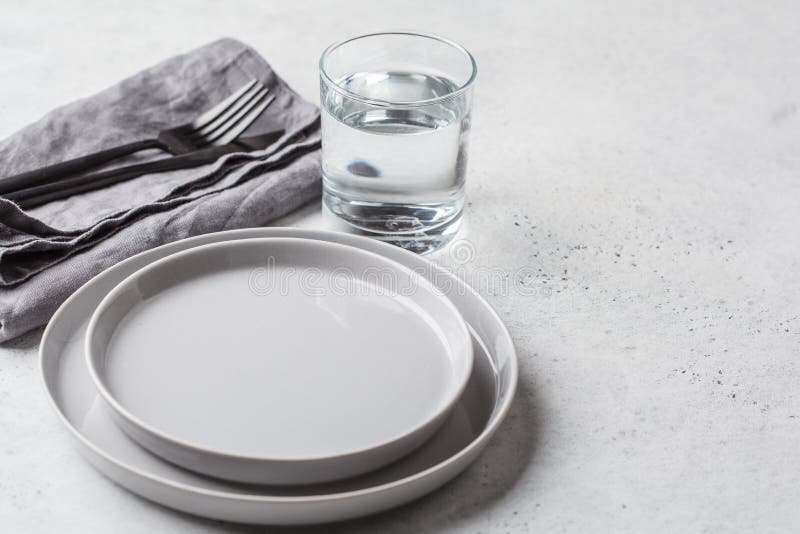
[{"x1": 319, "y1": 31, "x2": 477, "y2": 108}]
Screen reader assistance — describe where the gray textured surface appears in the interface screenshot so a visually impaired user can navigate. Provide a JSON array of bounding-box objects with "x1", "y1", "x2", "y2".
[{"x1": 1, "y1": 1, "x2": 799, "y2": 532}]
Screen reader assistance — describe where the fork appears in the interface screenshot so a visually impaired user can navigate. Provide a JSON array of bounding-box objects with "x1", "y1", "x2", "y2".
[{"x1": 0, "y1": 79, "x2": 275, "y2": 195}]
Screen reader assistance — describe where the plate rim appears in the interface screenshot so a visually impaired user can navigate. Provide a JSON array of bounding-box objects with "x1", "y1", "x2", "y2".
[{"x1": 39, "y1": 228, "x2": 518, "y2": 504}]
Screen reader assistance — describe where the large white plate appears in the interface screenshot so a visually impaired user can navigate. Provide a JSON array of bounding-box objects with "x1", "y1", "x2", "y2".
[
  {"x1": 85, "y1": 237, "x2": 473, "y2": 485},
  {"x1": 40, "y1": 228, "x2": 518, "y2": 525}
]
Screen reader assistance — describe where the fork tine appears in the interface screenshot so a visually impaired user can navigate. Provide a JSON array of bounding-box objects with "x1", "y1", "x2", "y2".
[
  {"x1": 200, "y1": 88, "x2": 273, "y2": 146},
  {"x1": 198, "y1": 86, "x2": 267, "y2": 143},
  {"x1": 190, "y1": 83, "x2": 267, "y2": 139},
  {"x1": 209, "y1": 95, "x2": 276, "y2": 147},
  {"x1": 189, "y1": 83, "x2": 269, "y2": 139},
  {"x1": 188, "y1": 79, "x2": 260, "y2": 131}
]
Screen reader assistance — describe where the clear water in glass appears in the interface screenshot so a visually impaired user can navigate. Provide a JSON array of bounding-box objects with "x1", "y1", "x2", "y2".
[{"x1": 321, "y1": 70, "x2": 471, "y2": 253}]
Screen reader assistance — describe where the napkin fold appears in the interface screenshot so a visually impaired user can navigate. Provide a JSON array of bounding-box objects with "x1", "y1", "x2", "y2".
[{"x1": 0, "y1": 38, "x2": 321, "y2": 341}]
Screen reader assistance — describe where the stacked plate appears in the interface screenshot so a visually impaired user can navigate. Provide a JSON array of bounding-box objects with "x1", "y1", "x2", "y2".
[{"x1": 40, "y1": 228, "x2": 518, "y2": 525}]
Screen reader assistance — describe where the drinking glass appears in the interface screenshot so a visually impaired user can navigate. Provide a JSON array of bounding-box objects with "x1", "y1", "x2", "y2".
[{"x1": 319, "y1": 32, "x2": 476, "y2": 253}]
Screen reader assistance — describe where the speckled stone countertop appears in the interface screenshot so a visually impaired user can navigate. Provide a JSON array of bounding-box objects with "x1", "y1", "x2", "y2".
[{"x1": 1, "y1": 1, "x2": 798, "y2": 532}]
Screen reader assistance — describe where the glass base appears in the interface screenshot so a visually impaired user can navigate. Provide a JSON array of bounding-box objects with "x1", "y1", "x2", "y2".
[{"x1": 322, "y1": 191, "x2": 463, "y2": 254}]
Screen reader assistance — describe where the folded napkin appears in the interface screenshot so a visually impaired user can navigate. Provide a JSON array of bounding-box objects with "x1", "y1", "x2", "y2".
[{"x1": 0, "y1": 38, "x2": 321, "y2": 341}]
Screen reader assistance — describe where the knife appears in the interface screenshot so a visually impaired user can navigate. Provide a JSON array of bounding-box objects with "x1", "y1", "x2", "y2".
[{"x1": 5, "y1": 129, "x2": 285, "y2": 209}]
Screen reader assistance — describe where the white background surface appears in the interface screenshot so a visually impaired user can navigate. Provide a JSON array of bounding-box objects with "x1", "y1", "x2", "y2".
[{"x1": 1, "y1": 1, "x2": 799, "y2": 532}]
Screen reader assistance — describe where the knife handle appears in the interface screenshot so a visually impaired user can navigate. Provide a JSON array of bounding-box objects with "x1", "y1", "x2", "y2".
[
  {"x1": 7, "y1": 145, "x2": 239, "y2": 209},
  {"x1": 0, "y1": 138, "x2": 164, "y2": 195}
]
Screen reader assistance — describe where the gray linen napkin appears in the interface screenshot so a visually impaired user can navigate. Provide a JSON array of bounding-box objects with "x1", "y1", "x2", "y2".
[{"x1": 0, "y1": 38, "x2": 321, "y2": 341}]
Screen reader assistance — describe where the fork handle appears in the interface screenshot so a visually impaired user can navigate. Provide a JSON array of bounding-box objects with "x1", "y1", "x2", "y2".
[
  {"x1": 0, "y1": 138, "x2": 163, "y2": 195},
  {"x1": 7, "y1": 144, "x2": 243, "y2": 209}
]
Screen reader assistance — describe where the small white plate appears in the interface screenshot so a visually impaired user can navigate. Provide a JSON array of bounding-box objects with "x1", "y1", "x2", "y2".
[
  {"x1": 40, "y1": 228, "x2": 517, "y2": 525},
  {"x1": 85, "y1": 237, "x2": 473, "y2": 485}
]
